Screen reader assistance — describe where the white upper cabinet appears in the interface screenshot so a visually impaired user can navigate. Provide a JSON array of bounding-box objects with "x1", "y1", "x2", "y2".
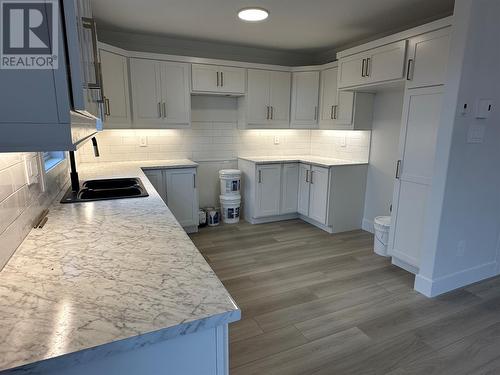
[
  {"x1": 241, "y1": 69, "x2": 291, "y2": 128},
  {"x1": 130, "y1": 58, "x2": 190, "y2": 127},
  {"x1": 100, "y1": 49, "x2": 131, "y2": 127},
  {"x1": 319, "y1": 67, "x2": 374, "y2": 130},
  {"x1": 319, "y1": 67, "x2": 339, "y2": 125},
  {"x1": 191, "y1": 64, "x2": 245, "y2": 95},
  {"x1": 338, "y1": 40, "x2": 407, "y2": 89},
  {"x1": 406, "y1": 28, "x2": 451, "y2": 89},
  {"x1": 290, "y1": 71, "x2": 320, "y2": 128}
]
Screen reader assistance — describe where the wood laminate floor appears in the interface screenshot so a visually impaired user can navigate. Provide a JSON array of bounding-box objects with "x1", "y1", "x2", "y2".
[{"x1": 189, "y1": 219, "x2": 500, "y2": 375}]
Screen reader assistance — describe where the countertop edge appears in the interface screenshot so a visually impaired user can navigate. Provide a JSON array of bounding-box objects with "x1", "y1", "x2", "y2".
[{"x1": 237, "y1": 156, "x2": 369, "y2": 167}]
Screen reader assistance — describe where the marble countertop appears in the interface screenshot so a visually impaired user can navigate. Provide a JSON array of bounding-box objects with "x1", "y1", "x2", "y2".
[
  {"x1": 0, "y1": 160, "x2": 240, "y2": 373},
  {"x1": 238, "y1": 155, "x2": 368, "y2": 167}
]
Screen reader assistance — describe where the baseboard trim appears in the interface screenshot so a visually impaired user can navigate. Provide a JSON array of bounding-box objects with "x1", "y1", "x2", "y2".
[
  {"x1": 247, "y1": 213, "x2": 299, "y2": 225},
  {"x1": 362, "y1": 218, "x2": 374, "y2": 233},
  {"x1": 415, "y1": 261, "x2": 498, "y2": 297},
  {"x1": 299, "y1": 215, "x2": 334, "y2": 234}
]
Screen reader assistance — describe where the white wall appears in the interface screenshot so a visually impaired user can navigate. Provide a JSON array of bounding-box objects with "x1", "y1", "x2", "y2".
[
  {"x1": 81, "y1": 96, "x2": 371, "y2": 207},
  {"x1": 416, "y1": 0, "x2": 500, "y2": 296},
  {"x1": 362, "y1": 89, "x2": 404, "y2": 232},
  {"x1": 0, "y1": 153, "x2": 68, "y2": 270}
]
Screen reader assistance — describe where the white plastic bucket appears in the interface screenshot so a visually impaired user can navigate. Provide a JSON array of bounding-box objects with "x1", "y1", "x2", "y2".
[
  {"x1": 219, "y1": 169, "x2": 241, "y2": 196},
  {"x1": 374, "y1": 216, "x2": 391, "y2": 257},
  {"x1": 220, "y1": 194, "x2": 241, "y2": 224}
]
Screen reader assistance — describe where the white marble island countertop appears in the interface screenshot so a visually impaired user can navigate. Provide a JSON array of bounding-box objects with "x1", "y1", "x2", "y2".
[
  {"x1": 238, "y1": 155, "x2": 368, "y2": 168},
  {"x1": 0, "y1": 160, "x2": 240, "y2": 373}
]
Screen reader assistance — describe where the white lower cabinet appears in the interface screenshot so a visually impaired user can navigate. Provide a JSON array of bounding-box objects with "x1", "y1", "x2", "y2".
[
  {"x1": 143, "y1": 167, "x2": 199, "y2": 233},
  {"x1": 239, "y1": 159, "x2": 367, "y2": 233},
  {"x1": 255, "y1": 164, "x2": 282, "y2": 217}
]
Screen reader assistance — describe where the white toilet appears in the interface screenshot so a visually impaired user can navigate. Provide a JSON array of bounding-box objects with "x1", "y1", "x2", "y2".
[{"x1": 373, "y1": 216, "x2": 391, "y2": 257}]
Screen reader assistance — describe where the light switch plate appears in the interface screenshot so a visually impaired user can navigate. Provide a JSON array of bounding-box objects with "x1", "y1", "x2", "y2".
[
  {"x1": 139, "y1": 136, "x2": 148, "y2": 147},
  {"x1": 467, "y1": 123, "x2": 486, "y2": 143},
  {"x1": 274, "y1": 136, "x2": 280, "y2": 145},
  {"x1": 340, "y1": 135, "x2": 347, "y2": 147}
]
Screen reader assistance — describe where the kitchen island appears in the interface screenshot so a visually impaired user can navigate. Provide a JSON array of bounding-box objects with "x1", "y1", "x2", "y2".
[{"x1": 0, "y1": 160, "x2": 240, "y2": 374}]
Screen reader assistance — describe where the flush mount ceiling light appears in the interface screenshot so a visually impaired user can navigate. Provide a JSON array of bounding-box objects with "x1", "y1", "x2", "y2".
[{"x1": 238, "y1": 7, "x2": 269, "y2": 22}]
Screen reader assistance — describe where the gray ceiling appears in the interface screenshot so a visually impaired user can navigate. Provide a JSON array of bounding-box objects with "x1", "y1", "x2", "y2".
[{"x1": 93, "y1": 0, "x2": 454, "y2": 53}]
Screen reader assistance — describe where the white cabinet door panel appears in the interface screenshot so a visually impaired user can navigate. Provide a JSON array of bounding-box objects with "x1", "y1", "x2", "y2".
[
  {"x1": 367, "y1": 40, "x2": 407, "y2": 83},
  {"x1": 407, "y1": 28, "x2": 450, "y2": 89},
  {"x1": 338, "y1": 54, "x2": 367, "y2": 88},
  {"x1": 219, "y1": 66, "x2": 246, "y2": 94},
  {"x1": 281, "y1": 164, "x2": 299, "y2": 214},
  {"x1": 255, "y1": 164, "x2": 281, "y2": 217},
  {"x1": 100, "y1": 50, "x2": 131, "y2": 126},
  {"x1": 247, "y1": 69, "x2": 271, "y2": 125},
  {"x1": 291, "y1": 71, "x2": 320, "y2": 128},
  {"x1": 269, "y1": 71, "x2": 291, "y2": 124},
  {"x1": 320, "y1": 67, "x2": 338, "y2": 123},
  {"x1": 164, "y1": 168, "x2": 198, "y2": 227},
  {"x1": 191, "y1": 64, "x2": 219, "y2": 92},
  {"x1": 298, "y1": 163, "x2": 311, "y2": 216},
  {"x1": 308, "y1": 166, "x2": 329, "y2": 225},
  {"x1": 389, "y1": 86, "x2": 443, "y2": 268},
  {"x1": 130, "y1": 58, "x2": 162, "y2": 124},
  {"x1": 162, "y1": 62, "x2": 190, "y2": 125}
]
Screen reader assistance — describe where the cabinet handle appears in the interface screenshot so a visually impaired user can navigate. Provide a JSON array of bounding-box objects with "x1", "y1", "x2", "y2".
[
  {"x1": 334, "y1": 105, "x2": 338, "y2": 120},
  {"x1": 314, "y1": 106, "x2": 318, "y2": 121},
  {"x1": 361, "y1": 59, "x2": 366, "y2": 77},
  {"x1": 266, "y1": 106, "x2": 270, "y2": 120},
  {"x1": 162, "y1": 102, "x2": 167, "y2": 118},
  {"x1": 310, "y1": 170, "x2": 314, "y2": 184},
  {"x1": 216, "y1": 71, "x2": 219, "y2": 87},
  {"x1": 406, "y1": 59, "x2": 413, "y2": 81},
  {"x1": 365, "y1": 58, "x2": 371, "y2": 77},
  {"x1": 193, "y1": 174, "x2": 196, "y2": 188},
  {"x1": 305, "y1": 169, "x2": 309, "y2": 183},
  {"x1": 221, "y1": 72, "x2": 224, "y2": 87},
  {"x1": 104, "y1": 97, "x2": 110, "y2": 116},
  {"x1": 158, "y1": 102, "x2": 162, "y2": 118},
  {"x1": 330, "y1": 105, "x2": 334, "y2": 119},
  {"x1": 395, "y1": 160, "x2": 402, "y2": 179},
  {"x1": 258, "y1": 170, "x2": 262, "y2": 183},
  {"x1": 270, "y1": 106, "x2": 274, "y2": 120}
]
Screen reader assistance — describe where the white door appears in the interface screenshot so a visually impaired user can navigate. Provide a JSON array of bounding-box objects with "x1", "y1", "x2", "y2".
[
  {"x1": 406, "y1": 28, "x2": 450, "y2": 89},
  {"x1": 291, "y1": 71, "x2": 320, "y2": 128},
  {"x1": 247, "y1": 69, "x2": 271, "y2": 125},
  {"x1": 219, "y1": 66, "x2": 246, "y2": 94},
  {"x1": 130, "y1": 58, "x2": 163, "y2": 125},
  {"x1": 366, "y1": 40, "x2": 407, "y2": 84},
  {"x1": 308, "y1": 166, "x2": 330, "y2": 225},
  {"x1": 164, "y1": 168, "x2": 198, "y2": 227},
  {"x1": 281, "y1": 164, "x2": 299, "y2": 214},
  {"x1": 100, "y1": 50, "x2": 131, "y2": 126},
  {"x1": 320, "y1": 67, "x2": 339, "y2": 124},
  {"x1": 191, "y1": 64, "x2": 219, "y2": 93},
  {"x1": 389, "y1": 86, "x2": 443, "y2": 268},
  {"x1": 298, "y1": 163, "x2": 311, "y2": 216},
  {"x1": 255, "y1": 164, "x2": 282, "y2": 217},
  {"x1": 143, "y1": 169, "x2": 166, "y2": 203},
  {"x1": 161, "y1": 62, "x2": 190, "y2": 125},
  {"x1": 338, "y1": 53, "x2": 367, "y2": 88},
  {"x1": 269, "y1": 71, "x2": 291, "y2": 125}
]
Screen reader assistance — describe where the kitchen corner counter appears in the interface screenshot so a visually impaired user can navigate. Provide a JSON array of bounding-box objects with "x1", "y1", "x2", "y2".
[
  {"x1": 0, "y1": 160, "x2": 239, "y2": 373},
  {"x1": 237, "y1": 155, "x2": 368, "y2": 168}
]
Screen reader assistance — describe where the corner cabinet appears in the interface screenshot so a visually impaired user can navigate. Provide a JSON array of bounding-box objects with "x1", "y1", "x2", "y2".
[
  {"x1": 192, "y1": 64, "x2": 246, "y2": 95},
  {"x1": 239, "y1": 158, "x2": 367, "y2": 233},
  {"x1": 290, "y1": 71, "x2": 320, "y2": 128},
  {"x1": 319, "y1": 66, "x2": 374, "y2": 130},
  {"x1": 100, "y1": 49, "x2": 131, "y2": 127},
  {"x1": 338, "y1": 40, "x2": 407, "y2": 89},
  {"x1": 238, "y1": 69, "x2": 291, "y2": 128},
  {"x1": 143, "y1": 167, "x2": 199, "y2": 233},
  {"x1": 130, "y1": 58, "x2": 190, "y2": 128}
]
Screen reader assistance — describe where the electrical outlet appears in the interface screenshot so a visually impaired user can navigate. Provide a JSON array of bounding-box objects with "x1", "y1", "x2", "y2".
[
  {"x1": 457, "y1": 240, "x2": 466, "y2": 257},
  {"x1": 139, "y1": 136, "x2": 148, "y2": 147},
  {"x1": 274, "y1": 136, "x2": 280, "y2": 145}
]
